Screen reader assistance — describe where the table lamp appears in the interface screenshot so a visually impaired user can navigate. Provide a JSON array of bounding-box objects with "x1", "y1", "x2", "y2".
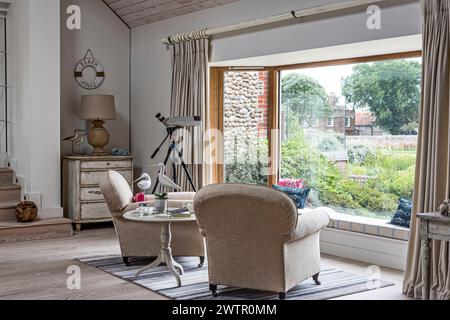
[{"x1": 80, "y1": 94, "x2": 116, "y2": 156}]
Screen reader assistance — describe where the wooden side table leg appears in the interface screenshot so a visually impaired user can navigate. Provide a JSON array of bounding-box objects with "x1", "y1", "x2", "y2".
[{"x1": 422, "y1": 239, "x2": 431, "y2": 300}]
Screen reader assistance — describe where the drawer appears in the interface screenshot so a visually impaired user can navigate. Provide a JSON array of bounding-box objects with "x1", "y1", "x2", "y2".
[
  {"x1": 429, "y1": 222, "x2": 450, "y2": 236},
  {"x1": 80, "y1": 202, "x2": 111, "y2": 220},
  {"x1": 80, "y1": 170, "x2": 132, "y2": 186},
  {"x1": 81, "y1": 187, "x2": 105, "y2": 201},
  {"x1": 81, "y1": 160, "x2": 132, "y2": 170}
]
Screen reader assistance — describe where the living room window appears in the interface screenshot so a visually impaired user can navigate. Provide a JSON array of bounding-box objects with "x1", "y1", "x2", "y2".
[
  {"x1": 280, "y1": 53, "x2": 421, "y2": 220},
  {"x1": 210, "y1": 51, "x2": 421, "y2": 223}
]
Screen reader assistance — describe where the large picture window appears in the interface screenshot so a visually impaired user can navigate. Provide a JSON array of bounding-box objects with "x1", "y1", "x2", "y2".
[
  {"x1": 280, "y1": 55, "x2": 421, "y2": 219},
  {"x1": 210, "y1": 52, "x2": 421, "y2": 221}
]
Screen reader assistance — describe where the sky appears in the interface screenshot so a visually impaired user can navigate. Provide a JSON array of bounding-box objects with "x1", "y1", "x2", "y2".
[{"x1": 281, "y1": 57, "x2": 422, "y2": 105}]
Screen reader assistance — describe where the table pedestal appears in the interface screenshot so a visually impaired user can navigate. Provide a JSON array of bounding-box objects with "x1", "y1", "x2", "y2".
[{"x1": 135, "y1": 222, "x2": 184, "y2": 287}]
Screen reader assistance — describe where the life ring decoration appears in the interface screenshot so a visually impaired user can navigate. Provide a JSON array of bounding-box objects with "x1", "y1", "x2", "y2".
[{"x1": 74, "y1": 49, "x2": 105, "y2": 90}]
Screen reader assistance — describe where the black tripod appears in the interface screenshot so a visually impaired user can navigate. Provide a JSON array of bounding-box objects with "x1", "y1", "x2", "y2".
[{"x1": 151, "y1": 127, "x2": 197, "y2": 193}]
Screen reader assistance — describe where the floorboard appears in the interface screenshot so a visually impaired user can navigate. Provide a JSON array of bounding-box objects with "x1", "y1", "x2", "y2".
[{"x1": 0, "y1": 227, "x2": 408, "y2": 300}]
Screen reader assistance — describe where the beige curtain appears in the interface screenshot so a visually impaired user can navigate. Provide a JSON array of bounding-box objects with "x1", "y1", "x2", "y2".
[
  {"x1": 403, "y1": 0, "x2": 450, "y2": 300},
  {"x1": 169, "y1": 38, "x2": 210, "y2": 191}
]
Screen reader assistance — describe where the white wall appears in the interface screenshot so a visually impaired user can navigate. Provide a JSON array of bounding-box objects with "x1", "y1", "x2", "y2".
[
  {"x1": 8, "y1": 0, "x2": 62, "y2": 218},
  {"x1": 130, "y1": 0, "x2": 421, "y2": 177},
  {"x1": 60, "y1": 0, "x2": 130, "y2": 156}
]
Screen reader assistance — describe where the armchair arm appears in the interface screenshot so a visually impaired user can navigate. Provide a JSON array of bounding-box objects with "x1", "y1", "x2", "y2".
[{"x1": 289, "y1": 209, "x2": 330, "y2": 242}]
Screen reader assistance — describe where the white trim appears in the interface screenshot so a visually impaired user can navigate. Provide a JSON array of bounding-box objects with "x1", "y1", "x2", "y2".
[{"x1": 320, "y1": 227, "x2": 408, "y2": 271}]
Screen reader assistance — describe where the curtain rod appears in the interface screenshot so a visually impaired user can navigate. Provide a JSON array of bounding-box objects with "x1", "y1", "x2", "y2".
[{"x1": 162, "y1": 0, "x2": 385, "y2": 45}]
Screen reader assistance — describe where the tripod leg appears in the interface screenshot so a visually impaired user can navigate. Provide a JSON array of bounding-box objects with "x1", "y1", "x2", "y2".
[
  {"x1": 152, "y1": 144, "x2": 174, "y2": 194},
  {"x1": 180, "y1": 160, "x2": 197, "y2": 192}
]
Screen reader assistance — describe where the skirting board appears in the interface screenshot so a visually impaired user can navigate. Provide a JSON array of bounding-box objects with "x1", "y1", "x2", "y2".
[
  {"x1": 320, "y1": 227, "x2": 408, "y2": 271},
  {"x1": 38, "y1": 207, "x2": 64, "y2": 220}
]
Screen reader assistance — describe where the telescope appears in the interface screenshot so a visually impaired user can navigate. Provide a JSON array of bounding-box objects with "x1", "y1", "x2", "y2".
[
  {"x1": 150, "y1": 113, "x2": 201, "y2": 192},
  {"x1": 156, "y1": 113, "x2": 201, "y2": 129}
]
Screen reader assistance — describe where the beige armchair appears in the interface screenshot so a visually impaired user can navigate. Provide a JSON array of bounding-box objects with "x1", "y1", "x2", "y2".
[
  {"x1": 194, "y1": 184, "x2": 329, "y2": 299},
  {"x1": 100, "y1": 170, "x2": 205, "y2": 267}
]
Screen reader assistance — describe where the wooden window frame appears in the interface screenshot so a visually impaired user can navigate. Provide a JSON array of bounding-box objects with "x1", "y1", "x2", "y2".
[
  {"x1": 209, "y1": 67, "x2": 278, "y2": 185},
  {"x1": 209, "y1": 50, "x2": 422, "y2": 185}
]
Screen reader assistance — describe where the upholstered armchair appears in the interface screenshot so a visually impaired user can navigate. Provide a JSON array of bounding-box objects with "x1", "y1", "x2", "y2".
[
  {"x1": 194, "y1": 184, "x2": 330, "y2": 299},
  {"x1": 100, "y1": 170, "x2": 205, "y2": 266}
]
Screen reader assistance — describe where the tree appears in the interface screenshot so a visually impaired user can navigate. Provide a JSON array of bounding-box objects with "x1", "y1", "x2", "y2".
[
  {"x1": 342, "y1": 60, "x2": 421, "y2": 135},
  {"x1": 281, "y1": 73, "x2": 331, "y2": 128}
]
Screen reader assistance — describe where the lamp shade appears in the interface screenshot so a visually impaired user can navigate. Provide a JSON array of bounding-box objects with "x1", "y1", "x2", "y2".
[{"x1": 80, "y1": 94, "x2": 116, "y2": 120}]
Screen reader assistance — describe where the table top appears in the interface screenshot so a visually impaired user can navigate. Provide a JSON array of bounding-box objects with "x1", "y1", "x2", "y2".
[{"x1": 123, "y1": 210, "x2": 196, "y2": 223}]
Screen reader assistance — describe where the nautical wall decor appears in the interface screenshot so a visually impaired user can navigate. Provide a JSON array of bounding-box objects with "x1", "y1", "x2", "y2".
[{"x1": 74, "y1": 49, "x2": 105, "y2": 90}]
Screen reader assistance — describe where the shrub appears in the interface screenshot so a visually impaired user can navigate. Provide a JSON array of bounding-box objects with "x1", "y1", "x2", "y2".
[
  {"x1": 281, "y1": 132, "x2": 415, "y2": 218},
  {"x1": 348, "y1": 144, "x2": 374, "y2": 164}
]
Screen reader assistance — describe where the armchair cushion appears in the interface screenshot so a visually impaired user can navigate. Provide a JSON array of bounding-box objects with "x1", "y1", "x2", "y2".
[
  {"x1": 101, "y1": 171, "x2": 134, "y2": 213},
  {"x1": 289, "y1": 209, "x2": 330, "y2": 242}
]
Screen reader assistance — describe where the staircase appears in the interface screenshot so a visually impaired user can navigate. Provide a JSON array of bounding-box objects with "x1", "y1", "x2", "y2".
[{"x1": 0, "y1": 167, "x2": 73, "y2": 243}]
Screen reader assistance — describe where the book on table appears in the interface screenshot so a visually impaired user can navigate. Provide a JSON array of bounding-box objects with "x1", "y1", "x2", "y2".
[{"x1": 167, "y1": 208, "x2": 194, "y2": 218}]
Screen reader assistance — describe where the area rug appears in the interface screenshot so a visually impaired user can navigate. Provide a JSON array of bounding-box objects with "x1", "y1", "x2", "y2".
[{"x1": 78, "y1": 255, "x2": 394, "y2": 300}]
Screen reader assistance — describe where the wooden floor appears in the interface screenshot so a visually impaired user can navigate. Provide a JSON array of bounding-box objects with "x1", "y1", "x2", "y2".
[{"x1": 0, "y1": 226, "x2": 409, "y2": 300}]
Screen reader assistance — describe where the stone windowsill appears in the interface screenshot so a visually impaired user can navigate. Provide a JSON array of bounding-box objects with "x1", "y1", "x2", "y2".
[{"x1": 298, "y1": 207, "x2": 410, "y2": 241}]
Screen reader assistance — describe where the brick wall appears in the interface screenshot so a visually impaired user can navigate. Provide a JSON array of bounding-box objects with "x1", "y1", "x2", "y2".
[{"x1": 258, "y1": 72, "x2": 270, "y2": 139}]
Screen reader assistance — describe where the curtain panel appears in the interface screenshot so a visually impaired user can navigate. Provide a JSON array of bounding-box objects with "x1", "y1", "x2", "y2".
[
  {"x1": 403, "y1": 0, "x2": 450, "y2": 300},
  {"x1": 169, "y1": 39, "x2": 210, "y2": 191}
]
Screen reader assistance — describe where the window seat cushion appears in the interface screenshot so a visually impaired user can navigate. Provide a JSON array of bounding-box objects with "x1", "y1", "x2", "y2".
[{"x1": 298, "y1": 207, "x2": 410, "y2": 241}]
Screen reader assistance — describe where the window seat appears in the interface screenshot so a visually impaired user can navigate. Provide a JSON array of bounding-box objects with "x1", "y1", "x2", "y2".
[{"x1": 298, "y1": 207, "x2": 410, "y2": 242}]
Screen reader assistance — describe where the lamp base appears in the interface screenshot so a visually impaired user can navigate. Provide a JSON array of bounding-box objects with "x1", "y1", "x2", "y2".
[{"x1": 87, "y1": 120, "x2": 110, "y2": 156}]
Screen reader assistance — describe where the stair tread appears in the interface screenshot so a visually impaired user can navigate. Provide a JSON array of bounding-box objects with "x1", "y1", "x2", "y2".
[
  {"x1": 0, "y1": 184, "x2": 21, "y2": 190},
  {"x1": 0, "y1": 218, "x2": 72, "y2": 229},
  {"x1": 0, "y1": 168, "x2": 14, "y2": 173},
  {"x1": 0, "y1": 200, "x2": 19, "y2": 209}
]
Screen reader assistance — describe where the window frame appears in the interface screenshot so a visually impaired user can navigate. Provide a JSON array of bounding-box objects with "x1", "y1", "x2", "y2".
[
  {"x1": 209, "y1": 50, "x2": 422, "y2": 185},
  {"x1": 345, "y1": 116, "x2": 351, "y2": 128},
  {"x1": 327, "y1": 116, "x2": 335, "y2": 127}
]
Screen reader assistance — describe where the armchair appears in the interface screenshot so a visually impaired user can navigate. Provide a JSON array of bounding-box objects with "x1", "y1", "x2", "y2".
[
  {"x1": 194, "y1": 184, "x2": 329, "y2": 299},
  {"x1": 100, "y1": 170, "x2": 205, "y2": 266}
]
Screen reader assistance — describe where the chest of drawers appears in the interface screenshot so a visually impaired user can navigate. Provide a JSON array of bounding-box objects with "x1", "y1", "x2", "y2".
[{"x1": 63, "y1": 156, "x2": 133, "y2": 231}]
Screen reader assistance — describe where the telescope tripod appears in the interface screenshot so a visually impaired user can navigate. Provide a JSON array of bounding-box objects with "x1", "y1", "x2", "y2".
[{"x1": 151, "y1": 127, "x2": 197, "y2": 193}]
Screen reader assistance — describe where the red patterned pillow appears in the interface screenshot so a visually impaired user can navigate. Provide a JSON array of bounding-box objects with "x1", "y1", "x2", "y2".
[
  {"x1": 278, "y1": 178, "x2": 306, "y2": 189},
  {"x1": 134, "y1": 192, "x2": 145, "y2": 203}
]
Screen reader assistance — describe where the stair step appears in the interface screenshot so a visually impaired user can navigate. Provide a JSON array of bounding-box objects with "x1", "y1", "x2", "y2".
[
  {"x1": 0, "y1": 168, "x2": 15, "y2": 185},
  {"x1": 0, "y1": 218, "x2": 73, "y2": 243},
  {"x1": 0, "y1": 184, "x2": 21, "y2": 202},
  {"x1": 0, "y1": 200, "x2": 19, "y2": 222}
]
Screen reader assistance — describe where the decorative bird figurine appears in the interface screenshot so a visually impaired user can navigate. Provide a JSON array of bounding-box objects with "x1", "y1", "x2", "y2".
[
  {"x1": 62, "y1": 129, "x2": 87, "y2": 155},
  {"x1": 155, "y1": 163, "x2": 181, "y2": 191},
  {"x1": 133, "y1": 173, "x2": 152, "y2": 195}
]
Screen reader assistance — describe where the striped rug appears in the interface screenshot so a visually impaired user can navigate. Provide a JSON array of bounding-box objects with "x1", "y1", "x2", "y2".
[{"x1": 78, "y1": 255, "x2": 393, "y2": 300}]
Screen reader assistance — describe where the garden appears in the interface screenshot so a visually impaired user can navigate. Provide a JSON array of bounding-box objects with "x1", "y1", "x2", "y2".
[{"x1": 281, "y1": 131, "x2": 416, "y2": 219}]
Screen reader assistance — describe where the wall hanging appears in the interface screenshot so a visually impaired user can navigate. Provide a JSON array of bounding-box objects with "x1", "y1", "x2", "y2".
[{"x1": 74, "y1": 49, "x2": 105, "y2": 90}]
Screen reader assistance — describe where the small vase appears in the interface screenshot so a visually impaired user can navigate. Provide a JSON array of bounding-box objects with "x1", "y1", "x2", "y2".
[{"x1": 154, "y1": 199, "x2": 168, "y2": 213}]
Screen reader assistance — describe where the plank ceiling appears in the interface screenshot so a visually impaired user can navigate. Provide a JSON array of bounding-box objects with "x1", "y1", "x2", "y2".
[{"x1": 103, "y1": 0, "x2": 240, "y2": 28}]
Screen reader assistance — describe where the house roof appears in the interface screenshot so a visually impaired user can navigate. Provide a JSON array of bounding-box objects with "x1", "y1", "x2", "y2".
[{"x1": 355, "y1": 112, "x2": 376, "y2": 126}]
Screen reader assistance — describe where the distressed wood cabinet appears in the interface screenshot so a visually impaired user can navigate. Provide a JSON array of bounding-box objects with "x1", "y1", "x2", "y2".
[
  {"x1": 417, "y1": 212, "x2": 450, "y2": 300},
  {"x1": 63, "y1": 155, "x2": 133, "y2": 231}
]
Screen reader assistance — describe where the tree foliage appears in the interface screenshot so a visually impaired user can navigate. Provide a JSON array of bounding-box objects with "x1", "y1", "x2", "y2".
[
  {"x1": 342, "y1": 60, "x2": 421, "y2": 135},
  {"x1": 281, "y1": 73, "x2": 331, "y2": 127}
]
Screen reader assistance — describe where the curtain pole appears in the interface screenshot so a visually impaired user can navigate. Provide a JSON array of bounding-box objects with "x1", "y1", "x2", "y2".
[{"x1": 162, "y1": 0, "x2": 386, "y2": 45}]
